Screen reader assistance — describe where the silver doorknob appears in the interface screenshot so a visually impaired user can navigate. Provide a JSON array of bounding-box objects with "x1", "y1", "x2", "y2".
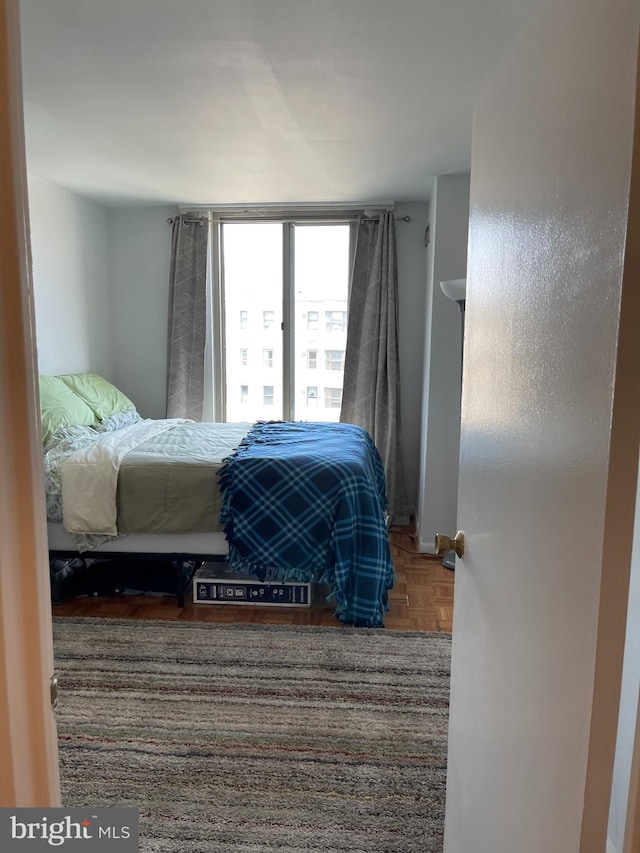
[{"x1": 435, "y1": 531, "x2": 465, "y2": 558}]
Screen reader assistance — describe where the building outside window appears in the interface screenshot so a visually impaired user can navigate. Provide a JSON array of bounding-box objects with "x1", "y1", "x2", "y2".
[
  {"x1": 324, "y1": 387, "x2": 342, "y2": 408},
  {"x1": 240, "y1": 385, "x2": 249, "y2": 403},
  {"x1": 240, "y1": 310, "x2": 248, "y2": 329},
  {"x1": 325, "y1": 349, "x2": 345, "y2": 371},
  {"x1": 306, "y1": 386, "x2": 318, "y2": 406},
  {"x1": 240, "y1": 348, "x2": 248, "y2": 366},
  {"x1": 307, "y1": 350, "x2": 317, "y2": 369},
  {"x1": 263, "y1": 310, "x2": 275, "y2": 329},
  {"x1": 263, "y1": 385, "x2": 274, "y2": 405},
  {"x1": 307, "y1": 311, "x2": 319, "y2": 330},
  {"x1": 263, "y1": 349, "x2": 273, "y2": 368}
]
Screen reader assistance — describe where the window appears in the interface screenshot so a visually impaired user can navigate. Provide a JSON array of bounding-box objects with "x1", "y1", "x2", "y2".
[
  {"x1": 219, "y1": 222, "x2": 350, "y2": 423},
  {"x1": 325, "y1": 311, "x2": 347, "y2": 332},
  {"x1": 306, "y1": 387, "x2": 318, "y2": 406},
  {"x1": 263, "y1": 310, "x2": 275, "y2": 329},
  {"x1": 240, "y1": 385, "x2": 248, "y2": 403},
  {"x1": 240, "y1": 348, "x2": 248, "y2": 367},
  {"x1": 325, "y1": 350, "x2": 345, "y2": 371},
  {"x1": 324, "y1": 387, "x2": 342, "y2": 408}
]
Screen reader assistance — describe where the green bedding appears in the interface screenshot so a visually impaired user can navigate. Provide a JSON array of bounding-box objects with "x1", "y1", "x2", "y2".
[{"x1": 116, "y1": 422, "x2": 250, "y2": 534}]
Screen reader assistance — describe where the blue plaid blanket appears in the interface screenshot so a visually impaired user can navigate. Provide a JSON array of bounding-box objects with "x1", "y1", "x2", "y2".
[{"x1": 218, "y1": 421, "x2": 395, "y2": 627}]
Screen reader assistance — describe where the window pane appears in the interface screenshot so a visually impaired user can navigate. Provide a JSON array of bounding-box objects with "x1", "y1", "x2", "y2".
[
  {"x1": 223, "y1": 223, "x2": 283, "y2": 421},
  {"x1": 325, "y1": 349, "x2": 345, "y2": 370},
  {"x1": 219, "y1": 222, "x2": 348, "y2": 423},
  {"x1": 324, "y1": 387, "x2": 342, "y2": 408},
  {"x1": 325, "y1": 310, "x2": 347, "y2": 332},
  {"x1": 294, "y1": 225, "x2": 349, "y2": 421}
]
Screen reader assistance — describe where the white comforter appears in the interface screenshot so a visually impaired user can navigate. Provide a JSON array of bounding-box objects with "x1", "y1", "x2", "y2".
[{"x1": 61, "y1": 418, "x2": 189, "y2": 536}]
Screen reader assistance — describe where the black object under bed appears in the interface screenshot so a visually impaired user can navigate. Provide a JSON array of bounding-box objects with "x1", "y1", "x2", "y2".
[{"x1": 49, "y1": 551, "x2": 225, "y2": 607}]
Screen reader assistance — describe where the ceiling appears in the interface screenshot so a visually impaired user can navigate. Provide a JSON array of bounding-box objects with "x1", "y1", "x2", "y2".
[{"x1": 19, "y1": 0, "x2": 538, "y2": 207}]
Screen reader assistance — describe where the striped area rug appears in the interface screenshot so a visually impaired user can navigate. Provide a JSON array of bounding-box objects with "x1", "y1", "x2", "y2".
[{"x1": 53, "y1": 618, "x2": 451, "y2": 852}]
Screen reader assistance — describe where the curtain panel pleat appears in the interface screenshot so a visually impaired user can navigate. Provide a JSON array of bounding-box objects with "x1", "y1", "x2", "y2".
[
  {"x1": 166, "y1": 215, "x2": 209, "y2": 420},
  {"x1": 341, "y1": 214, "x2": 409, "y2": 525}
]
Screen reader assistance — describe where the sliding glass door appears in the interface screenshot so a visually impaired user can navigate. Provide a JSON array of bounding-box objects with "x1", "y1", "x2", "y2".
[{"x1": 220, "y1": 221, "x2": 350, "y2": 423}]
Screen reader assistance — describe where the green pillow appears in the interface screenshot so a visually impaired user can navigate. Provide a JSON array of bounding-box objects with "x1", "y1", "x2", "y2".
[
  {"x1": 57, "y1": 373, "x2": 136, "y2": 421},
  {"x1": 39, "y1": 375, "x2": 96, "y2": 443}
]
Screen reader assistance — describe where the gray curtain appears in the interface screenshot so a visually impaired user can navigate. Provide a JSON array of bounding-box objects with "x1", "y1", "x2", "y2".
[
  {"x1": 166, "y1": 215, "x2": 209, "y2": 420},
  {"x1": 340, "y1": 214, "x2": 409, "y2": 526}
]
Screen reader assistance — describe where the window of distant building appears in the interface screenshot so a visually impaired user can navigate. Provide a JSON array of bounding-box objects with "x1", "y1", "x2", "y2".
[
  {"x1": 324, "y1": 387, "x2": 342, "y2": 408},
  {"x1": 325, "y1": 350, "x2": 345, "y2": 371},
  {"x1": 325, "y1": 311, "x2": 347, "y2": 332},
  {"x1": 263, "y1": 310, "x2": 275, "y2": 329}
]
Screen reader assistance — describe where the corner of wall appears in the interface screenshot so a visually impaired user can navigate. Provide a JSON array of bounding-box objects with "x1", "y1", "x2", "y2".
[
  {"x1": 415, "y1": 173, "x2": 470, "y2": 552},
  {"x1": 107, "y1": 205, "x2": 177, "y2": 418}
]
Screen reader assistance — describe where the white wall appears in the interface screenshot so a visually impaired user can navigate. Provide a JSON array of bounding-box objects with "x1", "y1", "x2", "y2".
[
  {"x1": 28, "y1": 175, "x2": 113, "y2": 377},
  {"x1": 608, "y1": 461, "x2": 640, "y2": 852},
  {"x1": 417, "y1": 173, "x2": 470, "y2": 552},
  {"x1": 108, "y1": 206, "x2": 176, "y2": 418}
]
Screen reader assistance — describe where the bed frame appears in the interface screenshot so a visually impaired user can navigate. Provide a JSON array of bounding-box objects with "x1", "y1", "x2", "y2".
[{"x1": 48, "y1": 525, "x2": 228, "y2": 607}]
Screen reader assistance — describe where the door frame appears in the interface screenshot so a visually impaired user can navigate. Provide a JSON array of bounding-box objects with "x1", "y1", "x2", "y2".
[
  {"x1": 0, "y1": 0, "x2": 60, "y2": 806},
  {"x1": 581, "y1": 42, "x2": 640, "y2": 849}
]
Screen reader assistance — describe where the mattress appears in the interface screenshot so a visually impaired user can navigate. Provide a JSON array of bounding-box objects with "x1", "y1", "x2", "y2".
[
  {"x1": 115, "y1": 421, "x2": 250, "y2": 534},
  {"x1": 45, "y1": 420, "x2": 250, "y2": 550}
]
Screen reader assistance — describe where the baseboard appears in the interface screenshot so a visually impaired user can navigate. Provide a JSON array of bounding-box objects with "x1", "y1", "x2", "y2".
[{"x1": 606, "y1": 837, "x2": 617, "y2": 853}]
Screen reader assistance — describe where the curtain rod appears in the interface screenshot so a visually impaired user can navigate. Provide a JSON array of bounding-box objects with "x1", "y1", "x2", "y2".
[{"x1": 167, "y1": 213, "x2": 411, "y2": 224}]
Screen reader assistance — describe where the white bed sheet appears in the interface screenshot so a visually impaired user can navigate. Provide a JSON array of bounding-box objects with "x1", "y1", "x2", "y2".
[{"x1": 47, "y1": 522, "x2": 228, "y2": 556}]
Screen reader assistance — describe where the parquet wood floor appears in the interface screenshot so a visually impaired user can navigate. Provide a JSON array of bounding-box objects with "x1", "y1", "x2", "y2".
[{"x1": 51, "y1": 526, "x2": 454, "y2": 633}]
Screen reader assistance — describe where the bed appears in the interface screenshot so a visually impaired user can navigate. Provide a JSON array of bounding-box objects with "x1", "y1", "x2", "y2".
[{"x1": 42, "y1": 373, "x2": 395, "y2": 626}]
